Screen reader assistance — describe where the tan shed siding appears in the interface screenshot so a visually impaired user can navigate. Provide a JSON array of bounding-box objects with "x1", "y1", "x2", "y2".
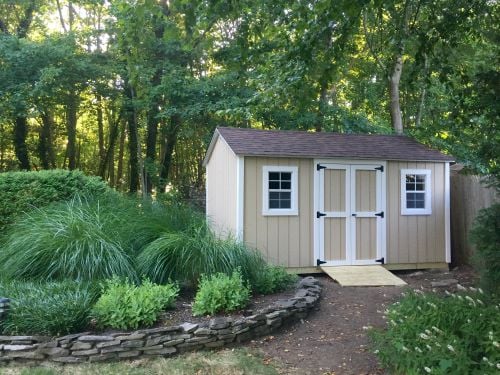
[
  {"x1": 386, "y1": 161, "x2": 446, "y2": 264},
  {"x1": 244, "y1": 157, "x2": 314, "y2": 267},
  {"x1": 206, "y1": 137, "x2": 238, "y2": 236}
]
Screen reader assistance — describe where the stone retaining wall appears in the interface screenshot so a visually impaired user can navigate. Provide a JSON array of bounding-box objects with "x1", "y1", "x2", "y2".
[
  {"x1": 0, "y1": 298, "x2": 9, "y2": 322},
  {"x1": 0, "y1": 277, "x2": 321, "y2": 364}
]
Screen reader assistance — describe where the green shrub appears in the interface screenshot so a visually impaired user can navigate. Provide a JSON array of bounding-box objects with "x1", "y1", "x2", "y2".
[
  {"x1": 137, "y1": 223, "x2": 266, "y2": 286},
  {"x1": 470, "y1": 203, "x2": 500, "y2": 294},
  {"x1": 92, "y1": 277, "x2": 179, "y2": 330},
  {"x1": 253, "y1": 265, "x2": 298, "y2": 295},
  {"x1": 370, "y1": 289, "x2": 500, "y2": 374},
  {"x1": 0, "y1": 280, "x2": 95, "y2": 335},
  {"x1": 192, "y1": 270, "x2": 251, "y2": 316},
  {"x1": 0, "y1": 195, "x2": 137, "y2": 281},
  {"x1": 0, "y1": 169, "x2": 109, "y2": 231}
]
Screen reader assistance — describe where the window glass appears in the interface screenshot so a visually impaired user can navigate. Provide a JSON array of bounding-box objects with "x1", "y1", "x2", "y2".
[
  {"x1": 268, "y1": 172, "x2": 292, "y2": 209},
  {"x1": 401, "y1": 169, "x2": 431, "y2": 215}
]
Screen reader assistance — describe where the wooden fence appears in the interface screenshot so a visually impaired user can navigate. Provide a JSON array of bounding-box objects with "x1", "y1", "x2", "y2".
[{"x1": 450, "y1": 170, "x2": 498, "y2": 266}]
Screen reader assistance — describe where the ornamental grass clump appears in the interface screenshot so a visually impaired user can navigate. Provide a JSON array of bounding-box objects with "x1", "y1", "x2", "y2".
[
  {"x1": 137, "y1": 223, "x2": 266, "y2": 287},
  {"x1": 0, "y1": 195, "x2": 137, "y2": 282},
  {"x1": 370, "y1": 288, "x2": 500, "y2": 374},
  {"x1": 0, "y1": 280, "x2": 95, "y2": 335}
]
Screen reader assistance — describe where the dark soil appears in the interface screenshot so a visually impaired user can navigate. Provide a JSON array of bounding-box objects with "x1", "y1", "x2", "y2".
[
  {"x1": 158, "y1": 288, "x2": 296, "y2": 327},
  {"x1": 247, "y1": 266, "x2": 478, "y2": 375}
]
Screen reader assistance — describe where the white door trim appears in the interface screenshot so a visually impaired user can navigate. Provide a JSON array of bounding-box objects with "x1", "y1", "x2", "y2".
[{"x1": 313, "y1": 159, "x2": 387, "y2": 267}]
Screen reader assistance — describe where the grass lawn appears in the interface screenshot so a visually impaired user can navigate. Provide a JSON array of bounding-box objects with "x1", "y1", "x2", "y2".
[{"x1": 0, "y1": 349, "x2": 280, "y2": 375}]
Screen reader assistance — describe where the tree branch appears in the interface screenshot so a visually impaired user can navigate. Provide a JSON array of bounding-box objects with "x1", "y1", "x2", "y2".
[
  {"x1": 56, "y1": 0, "x2": 68, "y2": 33},
  {"x1": 16, "y1": 0, "x2": 36, "y2": 38},
  {"x1": 362, "y1": 9, "x2": 386, "y2": 72}
]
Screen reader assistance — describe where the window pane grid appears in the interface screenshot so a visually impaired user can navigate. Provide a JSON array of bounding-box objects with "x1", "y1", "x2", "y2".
[
  {"x1": 268, "y1": 172, "x2": 292, "y2": 209},
  {"x1": 405, "y1": 173, "x2": 427, "y2": 210}
]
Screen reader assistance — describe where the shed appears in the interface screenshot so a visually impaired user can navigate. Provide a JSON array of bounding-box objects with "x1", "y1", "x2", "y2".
[{"x1": 203, "y1": 127, "x2": 454, "y2": 272}]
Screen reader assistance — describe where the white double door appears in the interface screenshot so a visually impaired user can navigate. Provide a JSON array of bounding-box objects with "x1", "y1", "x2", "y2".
[{"x1": 315, "y1": 162, "x2": 386, "y2": 266}]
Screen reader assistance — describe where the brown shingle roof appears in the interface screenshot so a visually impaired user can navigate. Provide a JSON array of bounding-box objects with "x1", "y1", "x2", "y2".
[{"x1": 211, "y1": 127, "x2": 454, "y2": 162}]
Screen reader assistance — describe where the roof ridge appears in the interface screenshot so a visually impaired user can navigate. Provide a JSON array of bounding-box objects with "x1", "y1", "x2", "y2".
[{"x1": 217, "y1": 126, "x2": 409, "y2": 137}]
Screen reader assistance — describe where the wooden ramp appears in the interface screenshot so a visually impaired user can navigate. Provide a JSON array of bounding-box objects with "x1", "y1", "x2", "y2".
[{"x1": 321, "y1": 265, "x2": 407, "y2": 287}]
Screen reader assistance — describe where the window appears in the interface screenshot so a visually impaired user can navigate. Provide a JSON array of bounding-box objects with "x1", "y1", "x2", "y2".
[
  {"x1": 401, "y1": 169, "x2": 431, "y2": 215},
  {"x1": 262, "y1": 166, "x2": 298, "y2": 216}
]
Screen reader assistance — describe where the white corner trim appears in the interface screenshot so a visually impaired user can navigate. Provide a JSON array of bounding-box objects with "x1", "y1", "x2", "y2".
[
  {"x1": 236, "y1": 156, "x2": 245, "y2": 242},
  {"x1": 445, "y1": 162, "x2": 451, "y2": 263},
  {"x1": 262, "y1": 165, "x2": 299, "y2": 216},
  {"x1": 313, "y1": 160, "x2": 321, "y2": 266},
  {"x1": 400, "y1": 169, "x2": 432, "y2": 215}
]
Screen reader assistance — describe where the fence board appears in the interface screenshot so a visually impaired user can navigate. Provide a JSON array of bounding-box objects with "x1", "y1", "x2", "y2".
[{"x1": 450, "y1": 171, "x2": 498, "y2": 265}]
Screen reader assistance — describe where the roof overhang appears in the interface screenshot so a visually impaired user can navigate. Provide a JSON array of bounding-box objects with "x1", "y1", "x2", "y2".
[{"x1": 202, "y1": 128, "x2": 221, "y2": 167}]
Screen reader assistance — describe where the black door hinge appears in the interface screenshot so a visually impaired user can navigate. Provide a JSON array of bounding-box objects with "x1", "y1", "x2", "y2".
[
  {"x1": 375, "y1": 165, "x2": 384, "y2": 172},
  {"x1": 317, "y1": 164, "x2": 327, "y2": 171},
  {"x1": 375, "y1": 211, "x2": 384, "y2": 218},
  {"x1": 317, "y1": 259, "x2": 327, "y2": 266},
  {"x1": 375, "y1": 257, "x2": 385, "y2": 264},
  {"x1": 317, "y1": 211, "x2": 326, "y2": 219}
]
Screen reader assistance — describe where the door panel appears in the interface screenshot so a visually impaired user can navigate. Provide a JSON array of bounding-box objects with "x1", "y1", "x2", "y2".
[
  {"x1": 324, "y1": 169, "x2": 346, "y2": 212},
  {"x1": 355, "y1": 170, "x2": 377, "y2": 212},
  {"x1": 324, "y1": 218, "x2": 347, "y2": 261},
  {"x1": 356, "y1": 218, "x2": 377, "y2": 260}
]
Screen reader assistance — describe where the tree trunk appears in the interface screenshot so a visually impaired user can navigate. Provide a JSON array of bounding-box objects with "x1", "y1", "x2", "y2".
[
  {"x1": 39, "y1": 112, "x2": 56, "y2": 169},
  {"x1": 13, "y1": 116, "x2": 30, "y2": 170},
  {"x1": 116, "y1": 119, "x2": 126, "y2": 189},
  {"x1": 388, "y1": 55, "x2": 404, "y2": 135},
  {"x1": 96, "y1": 95, "x2": 105, "y2": 171},
  {"x1": 145, "y1": 106, "x2": 159, "y2": 194},
  {"x1": 98, "y1": 116, "x2": 120, "y2": 179},
  {"x1": 159, "y1": 114, "x2": 181, "y2": 192},
  {"x1": 124, "y1": 84, "x2": 139, "y2": 193},
  {"x1": 66, "y1": 94, "x2": 79, "y2": 170}
]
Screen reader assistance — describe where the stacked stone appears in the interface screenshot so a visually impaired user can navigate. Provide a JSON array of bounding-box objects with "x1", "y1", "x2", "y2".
[
  {"x1": 0, "y1": 276, "x2": 321, "y2": 364},
  {"x1": 0, "y1": 298, "x2": 9, "y2": 322}
]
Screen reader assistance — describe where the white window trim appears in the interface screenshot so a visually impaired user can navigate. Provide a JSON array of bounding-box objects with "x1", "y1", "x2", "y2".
[
  {"x1": 401, "y1": 169, "x2": 432, "y2": 215},
  {"x1": 262, "y1": 166, "x2": 298, "y2": 216}
]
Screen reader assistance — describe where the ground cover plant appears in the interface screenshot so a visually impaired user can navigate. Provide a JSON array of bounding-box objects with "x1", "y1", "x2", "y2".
[
  {"x1": 192, "y1": 270, "x2": 251, "y2": 316},
  {"x1": 0, "y1": 279, "x2": 95, "y2": 336},
  {"x1": 0, "y1": 170, "x2": 109, "y2": 232},
  {"x1": 370, "y1": 288, "x2": 500, "y2": 374},
  {"x1": 92, "y1": 277, "x2": 179, "y2": 330}
]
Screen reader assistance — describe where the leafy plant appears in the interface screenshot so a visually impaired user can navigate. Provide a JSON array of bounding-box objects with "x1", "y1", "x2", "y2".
[
  {"x1": 92, "y1": 277, "x2": 179, "y2": 330},
  {"x1": 370, "y1": 289, "x2": 500, "y2": 374},
  {"x1": 0, "y1": 169, "x2": 109, "y2": 232},
  {"x1": 470, "y1": 203, "x2": 500, "y2": 295},
  {"x1": 137, "y1": 223, "x2": 266, "y2": 286},
  {"x1": 253, "y1": 265, "x2": 298, "y2": 295},
  {"x1": 0, "y1": 195, "x2": 137, "y2": 282},
  {"x1": 0, "y1": 280, "x2": 95, "y2": 335},
  {"x1": 192, "y1": 270, "x2": 251, "y2": 316}
]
